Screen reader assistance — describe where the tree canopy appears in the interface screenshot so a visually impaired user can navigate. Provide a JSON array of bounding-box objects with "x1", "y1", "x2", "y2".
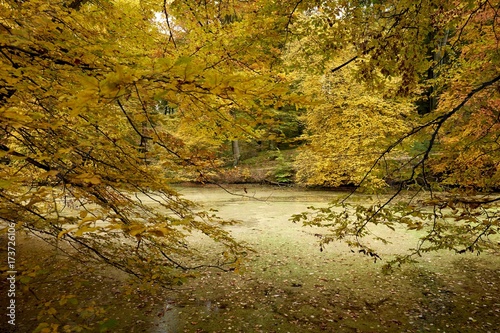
[
  {"x1": 0, "y1": 0, "x2": 289, "y2": 284},
  {"x1": 1, "y1": 0, "x2": 500, "y2": 329},
  {"x1": 287, "y1": 0, "x2": 500, "y2": 265}
]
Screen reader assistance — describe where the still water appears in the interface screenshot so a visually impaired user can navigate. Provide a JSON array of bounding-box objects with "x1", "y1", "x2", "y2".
[{"x1": 151, "y1": 184, "x2": 352, "y2": 333}]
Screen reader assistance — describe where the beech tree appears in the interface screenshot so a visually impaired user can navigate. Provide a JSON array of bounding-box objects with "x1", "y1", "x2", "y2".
[
  {"x1": 0, "y1": 1, "x2": 302, "y2": 329},
  {"x1": 2, "y1": 1, "x2": 500, "y2": 330},
  {"x1": 290, "y1": 0, "x2": 500, "y2": 266},
  {"x1": 0, "y1": 0, "x2": 296, "y2": 295},
  {"x1": 291, "y1": 53, "x2": 413, "y2": 187}
]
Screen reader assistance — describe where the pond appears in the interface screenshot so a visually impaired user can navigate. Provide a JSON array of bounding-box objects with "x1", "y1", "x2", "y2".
[
  {"x1": 2, "y1": 184, "x2": 499, "y2": 333},
  {"x1": 151, "y1": 184, "x2": 347, "y2": 332},
  {"x1": 150, "y1": 184, "x2": 350, "y2": 333},
  {"x1": 147, "y1": 184, "x2": 500, "y2": 333}
]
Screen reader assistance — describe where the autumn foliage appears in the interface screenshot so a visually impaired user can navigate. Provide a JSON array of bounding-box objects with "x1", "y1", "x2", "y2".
[
  {"x1": 289, "y1": 0, "x2": 500, "y2": 264},
  {"x1": 1, "y1": 0, "x2": 500, "y2": 330},
  {"x1": 0, "y1": 0, "x2": 286, "y2": 285}
]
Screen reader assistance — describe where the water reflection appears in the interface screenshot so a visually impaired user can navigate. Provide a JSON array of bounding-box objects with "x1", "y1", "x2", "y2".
[{"x1": 150, "y1": 301, "x2": 180, "y2": 333}]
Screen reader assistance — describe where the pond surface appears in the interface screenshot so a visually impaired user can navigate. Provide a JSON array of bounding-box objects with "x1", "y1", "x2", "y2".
[
  {"x1": 148, "y1": 185, "x2": 500, "y2": 333},
  {"x1": 151, "y1": 184, "x2": 349, "y2": 333},
  {"x1": 4, "y1": 184, "x2": 498, "y2": 333}
]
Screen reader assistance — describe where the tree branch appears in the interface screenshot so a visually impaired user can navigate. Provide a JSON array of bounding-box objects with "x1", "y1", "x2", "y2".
[
  {"x1": 163, "y1": 0, "x2": 177, "y2": 49},
  {"x1": 0, "y1": 143, "x2": 51, "y2": 171},
  {"x1": 330, "y1": 47, "x2": 375, "y2": 73},
  {"x1": 116, "y1": 99, "x2": 152, "y2": 140},
  {"x1": 359, "y1": 73, "x2": 500, "y2": 191}
]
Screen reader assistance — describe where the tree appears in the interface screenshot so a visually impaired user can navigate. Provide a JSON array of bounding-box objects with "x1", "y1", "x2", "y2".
[
  {"x1": 0, "y1": 1, "x2": 301, "y2": 329},
  {"x1": 290, "y1": 51, "x2": 413, "y2": 187},
  {"x1": 3, "y1": 0, "x2": 500, "y2": 329},
  {"x1": 289, "y1": 0, "x2": 500, "y2": 266}
]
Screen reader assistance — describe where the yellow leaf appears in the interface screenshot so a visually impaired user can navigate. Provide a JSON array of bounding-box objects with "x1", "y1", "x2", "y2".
[
  {"x1": 87, "y1": 176, "x2": 101, "y2": 185},
  {"x1": 129, "y1": 225, "x2": 146, "y2": 237},
  {"x1": 79, "y1": 216, "x2": 96, "y2": 225},
  {"x1": 147, "y1": 227, "x2": 170, "y2": 237},
  {"x1": 40, "y1": 170, "x2": 59, "y2": 178},
  {"x1": 57, "y1": 229, "x2": 74, "y2": 239},
  {"x1": 0, "y1": 179, "x2": 12, "y2": 189},
  {"x1": 74, "y1": 226, "x2": 98, "y2": 237}
]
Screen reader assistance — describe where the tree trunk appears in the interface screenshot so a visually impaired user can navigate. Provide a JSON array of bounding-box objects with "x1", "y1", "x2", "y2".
[{"x1": 232, "y1": 140, "x2": 240, "y2": 167}]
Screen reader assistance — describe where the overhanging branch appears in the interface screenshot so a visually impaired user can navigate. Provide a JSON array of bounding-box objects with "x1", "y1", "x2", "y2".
[{"x1": 355, "y1": 74, "x2": 500, "y2": 191}]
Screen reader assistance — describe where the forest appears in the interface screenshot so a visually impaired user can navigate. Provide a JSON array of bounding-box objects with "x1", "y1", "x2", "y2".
[{"x1": 1, "y1": 0, "x2": 499, "y2": 332}]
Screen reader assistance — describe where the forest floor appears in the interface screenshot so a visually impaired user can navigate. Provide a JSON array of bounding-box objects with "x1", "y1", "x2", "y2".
[{"x1": 170, "y1": 236, "x2": 500, "y2": 333}]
